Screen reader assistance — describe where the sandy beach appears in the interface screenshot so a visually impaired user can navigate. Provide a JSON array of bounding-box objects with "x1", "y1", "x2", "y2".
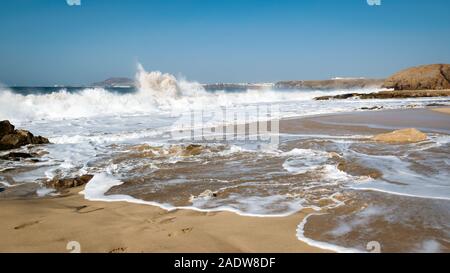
[
  {"x1": 0, "y1": 187, "x2": 324, "y2": 253},
  {"x1": 1, "y1": 107, "x2": 449, "y2": 253}
]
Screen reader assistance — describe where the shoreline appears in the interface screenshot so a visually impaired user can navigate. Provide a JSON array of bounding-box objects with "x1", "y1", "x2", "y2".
[
  {"x1": 1, "y1": 107, "x2": 449, "y2": 253},
  {"x1": 0, "y1": 187, "x2": 326, "y2": 253}
]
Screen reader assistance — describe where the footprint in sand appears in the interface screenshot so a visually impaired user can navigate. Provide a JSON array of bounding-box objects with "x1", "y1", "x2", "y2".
[
  {"x1": 109, "y1": 247, "x2": 127, "y2": 253},
  {"x1": 181, "y1": 227, "x2": 193, "y2": 233},
  {"x1": 168, "y1": 227, "x2": 194, "y2": 237},
  {"x1": 14, "y1": 220, "x2": 40, "y2": 230}
]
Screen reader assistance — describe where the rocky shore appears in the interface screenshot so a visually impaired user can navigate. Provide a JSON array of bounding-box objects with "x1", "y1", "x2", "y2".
[
  {"x1": 315, "y1": 64, "x2": 450, "y2": 100},
  {"x1": 0, "y1": 121, "x2": 49, "y2": 151},
  {"x1": 314, "y1": 90, "x2": 450, "y2": 100}
]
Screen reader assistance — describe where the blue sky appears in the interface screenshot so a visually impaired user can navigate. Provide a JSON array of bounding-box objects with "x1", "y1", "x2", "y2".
[{"x1": 0, "y1": 0, "x2": 450, "y2": 85}]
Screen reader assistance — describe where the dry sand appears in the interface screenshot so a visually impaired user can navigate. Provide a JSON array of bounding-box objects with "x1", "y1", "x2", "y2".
[{"x1": 0, "y1": 187, "x2": 324, "y2": 253}]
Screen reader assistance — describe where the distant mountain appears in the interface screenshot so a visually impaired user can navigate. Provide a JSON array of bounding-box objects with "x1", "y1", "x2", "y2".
[{"x1": 91, "y1": 77, "x2": 136, "y2": 88}]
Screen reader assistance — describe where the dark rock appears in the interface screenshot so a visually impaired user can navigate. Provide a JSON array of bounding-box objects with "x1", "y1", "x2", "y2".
[
  {"x1": 0, "y1": 152, "x2": 35, "y2": 161},
  {"x1": 337, "y1": 160, "x2": 382, "y2": 179},
  {"x1": 383, "y1": 64, "x2": 450, "y2": 90},
  {"x1": 182, "y1": 144, "x2": 204, "y2": 156},
  {"x1": 314, "y1": 90, "x2": 450, "y2": 100},
  {"x1": 0, "y1": 120, "x2": 15, "y2": 139},
  {"x1": 46, "y1": 175, "x2": 94, "y2": 190},
  {"x1": 360, "y1": 106, "x2": 384, "y2": 110},
  {"x1": 427, "y1": 103, "x2": 449, "y2": 107},
  {"x1": 0, "y1": 120, "x2": 50, "y2": 151}
]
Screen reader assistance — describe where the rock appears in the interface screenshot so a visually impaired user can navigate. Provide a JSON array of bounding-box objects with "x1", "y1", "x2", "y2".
[
  {"x1": 182, "y1": 144, "x2": 204, "y2": 156},
  {"x1": 372, "y1": 128, "x2": 428, "y2": 144},
  {"x1": 427, "y1": 103, "x2": 449, "y2": 107},
  {"x1": 314, "y1": 90, "x2": 450, "y2": 100},
  {"x1": 0, "y1": 120, "x2": 15, "y2": 139},
  {"x1": 383, "y1": 64, "x2": 450, "y2": 90},
  {"x1": 46, "y1": 175, "x2": 94, "y2": 190},
  {"x1": 92, "y1": 77, "x2": 136, "y2": 88},
  {"x1": 337, "y1": 160, "x2": 382, "y2": 179},
  {"x1": 0, "y1": 120, "x2": 50, "y2": 151},
  {"x1": 360, "y1": 106, "x2": 384, "y2": 110},
  {"x1": 0, "y1": 152, "x2": 35, "y2": 161}
]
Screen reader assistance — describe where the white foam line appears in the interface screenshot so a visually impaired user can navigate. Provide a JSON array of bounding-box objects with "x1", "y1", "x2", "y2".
[
  {"x1": 349, "y1": 186, "x2": 450, "y2": 201},
  {"x1": 0, "y1": 181, "x2": 15, "y2": 187},
  {"x1": 279, "y1": 133, "x2": 371, "y2": 140},
  {"x1": 83, "y1": 173, "x2": 303, "y2": 218},
  {"x1": 296, "y1": 213, "x2": 364, "y2": 253}
]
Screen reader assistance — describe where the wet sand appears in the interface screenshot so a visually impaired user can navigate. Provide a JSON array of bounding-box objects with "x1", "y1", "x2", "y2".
[
  {"x1": 432, "y1": 107, "x2": 450, "y2": 115},
  {"x1": 1, "y1": 107, "x2": 449, "y2": 253},
  {"x1": 282, "y1": 107, "x2": 450, "y2": 135}
]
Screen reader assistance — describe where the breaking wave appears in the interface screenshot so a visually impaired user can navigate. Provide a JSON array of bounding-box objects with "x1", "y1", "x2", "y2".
[{"x1": 0, "y1": 64, "x2": 383, "y2": 122}]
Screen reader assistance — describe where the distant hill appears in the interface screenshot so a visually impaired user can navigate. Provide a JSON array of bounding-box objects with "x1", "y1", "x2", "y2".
[
  {"x1": 203, "y1": 83, "x2": 273, "y2": 91},
  {"x1": 383, "y1": 64, "x2": 450, "y2": 90},
  {"x1": 91, "y1": 77, "x2": 136, "y2": 88},
  {"x1": 275, "y1": 78, "x2": 385, "y2": 90}
]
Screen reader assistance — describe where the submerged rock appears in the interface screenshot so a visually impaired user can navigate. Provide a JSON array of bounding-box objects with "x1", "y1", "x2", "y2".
[
  {"x1": 0, "y1": 120, "x2": 50, "y2": 151},
  {"x1": 46, "y1": 175, "x2": 94, "y2": 190},
  {"x1": 182, "y1": 144, "x2": 204, "y2": 156},
  {"x1": 360, "y1": 106, "x2": 384, "y2": 111},
  {"x1": 0, "y1": 152, "x2": 36, "y2": 161},
  {"x1": 372, "y1": 128, "x2": 428, "y2": 144},
  {"x1": 337, "y1": 160, "x2": 382, "y2": 179}
]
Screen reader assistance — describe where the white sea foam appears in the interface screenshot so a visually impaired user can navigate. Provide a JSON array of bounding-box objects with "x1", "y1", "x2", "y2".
[
  {"x1": 0, "y1": 64, "x2": 391, "y2": 123},
  {"x1": 282, "y1": 149, "x2": 332, "y2": 174},
  {"x1": 84, "y1": 172, "x2": 304, "y2": 217},
  {"x1": 296, "y1": 213, "x2": 364, "y2": 253}
]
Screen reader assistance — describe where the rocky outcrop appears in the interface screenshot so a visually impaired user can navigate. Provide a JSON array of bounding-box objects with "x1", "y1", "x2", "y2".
[
  {"x1": 372, "y1": 128, "x2": 428, "y2": 144},
  {"x1": 45, "y1": 175, "x2": 94, "y2": 190},
  {"x1": 383, "y1": 64, "x2": 450, "y2": 90},
  {"x1": 0, "y1": 120, "x2": 15, "y2": 139},
  {"x1": 0, "y1": 120, "x2": 50, "y2": 151},
  {"x1": 275, "y1": 79, "x2": 384, "y2": 91},
  {"x1": 314, "y1": 90, "x2": 450, "y2": 100}
]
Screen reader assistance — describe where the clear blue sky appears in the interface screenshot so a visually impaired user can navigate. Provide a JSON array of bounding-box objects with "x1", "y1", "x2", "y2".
[{"x1": 0, "y1": 0, "x2": 450, "y2": 86}]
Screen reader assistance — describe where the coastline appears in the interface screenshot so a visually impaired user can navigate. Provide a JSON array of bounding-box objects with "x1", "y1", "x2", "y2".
[
  {"x1": 1, "y1": 107, "x2": 449, "y2": 253},
  {"x1": 0, "y1": 187, "x2": 325, "y2": 253}
]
